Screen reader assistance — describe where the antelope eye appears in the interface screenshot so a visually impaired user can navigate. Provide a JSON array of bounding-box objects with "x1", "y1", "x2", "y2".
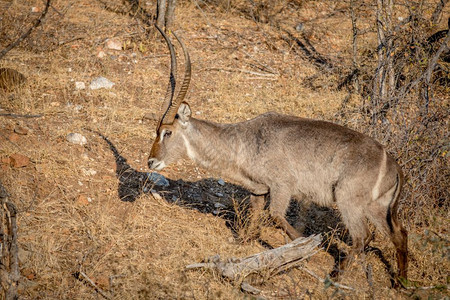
[{"x1": 164, "y1": 130, "x2": 172, "y2": 138}]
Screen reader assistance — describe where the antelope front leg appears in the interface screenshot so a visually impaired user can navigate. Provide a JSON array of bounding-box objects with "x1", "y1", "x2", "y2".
[
  {"x1": 248, "y1": 194, "x2": 265, "y2": 239},
  {"x1": 269, "y1": 189, "x2": 301, "y2": 240}
]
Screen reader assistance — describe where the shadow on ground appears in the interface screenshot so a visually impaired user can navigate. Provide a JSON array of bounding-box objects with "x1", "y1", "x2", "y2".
[{"x1": 94, "y1": 131, "x2": 395, "y2": 282}]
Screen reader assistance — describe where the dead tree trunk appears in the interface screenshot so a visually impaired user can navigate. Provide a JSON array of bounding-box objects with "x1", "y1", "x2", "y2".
[
  {"x1": 0, "y1": 182, "x2": 20, "y2": 300},
  {"x1": 165, "y1": 0, "x2": 177, "y2": 29},
  {"x1": 350, "y1": 0, "x2": 360, "y2": 95},
  {"x1": 156, "y1": 0, "x2": 176, "y2": 31},
  {"x1": 372, "y1": 0, "x2": 395, "y2": 124}
]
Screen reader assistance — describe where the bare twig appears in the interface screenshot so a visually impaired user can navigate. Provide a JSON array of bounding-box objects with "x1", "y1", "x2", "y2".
[
  {"x1": 74, "y1": 271, "x2": 111, "y2": 299},
  {"x1": 401, "y1": 284, "x2": 450, "y2": 293},
  {"x1": 241, "y1": 50, "x2": 279, "y2": 76},
  {"x1": 0, "y1": 113, "x2": 43, "y2": 118},
  {"x1": 300, "y1": 267, "x2": 356, "y2": 291},
  {"x1": 365, "y1": 263, "x2": 375, "y2": 300},
  {"x1": 58, "y1": 37, "x2": 83, "y2": 47},
  {"x1": 349, "y1": 0, "x2": 360, "y2": 94},
  {"x1": 0, "y1": 0, "x2": 51, "y2": 60},
  {"x1": 203, "y1": 67, "x2": 277, "y2": 77}
]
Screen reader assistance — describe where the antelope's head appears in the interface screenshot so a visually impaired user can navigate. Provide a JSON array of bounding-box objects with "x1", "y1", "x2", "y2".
[{"x1": 148, "y1": 26, "x2": 192, "y2": 171}]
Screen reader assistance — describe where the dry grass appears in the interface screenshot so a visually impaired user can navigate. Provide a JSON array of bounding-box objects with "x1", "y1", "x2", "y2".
[{"x1": 0, "y1": 0, "x2": 448, "y2": 299}]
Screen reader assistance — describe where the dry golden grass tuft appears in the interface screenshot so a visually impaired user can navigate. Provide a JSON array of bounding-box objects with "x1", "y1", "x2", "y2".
[{"x1": 0, "y1": 0, "x2": 448, "y2": 299}]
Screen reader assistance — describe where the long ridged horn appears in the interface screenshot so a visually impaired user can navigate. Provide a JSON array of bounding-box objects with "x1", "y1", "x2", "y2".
[
  {"x1": 162, "y1": 31, "x2": 191, "y2": 123},
  {"x1": 155, "y1": 24, "x2": 177, "y2": 129}
]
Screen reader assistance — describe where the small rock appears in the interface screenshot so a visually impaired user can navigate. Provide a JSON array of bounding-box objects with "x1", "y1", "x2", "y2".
[
  {"x1": 89, "y1": 77, "x2": 115, "y2": 90},
  {"x1": 106, "y1": 39, "x2": 122, "y2": 50},
  {"x1": 76, "y1": 195, "x2": 90, "y2": 206},
  {"x1": 214, "y1": 202, "x2": 226, "y2": 209},
  {"x1": 9, "y1": 153, "x2": 30, "y2": 168},
  {"x1": 75, "y1": 82, "x2": 85, "y2": 90},
  {"x1": 295, "y1": 22, "x2": 304, "y2": 32},
  {"x1": 82, "y1": 168, "x2": 97, "y2": 176},
  {"x1": 97, "y1": 50, "x2": 107, "y2": 58},
  {"x1": 217, "y1": 179, "x2": 225, "y2": 186},
  {"x1": 14, "y1": 126, "x2": 28, "y2": 135},
  {"x1": 66, "y1": 133, "x2": 87, "y2": 145},
  {"x1": 151, "y1": 190, "x2": 163, "y2": 200},
  {"x1": 215, "y1": 192, "x2": 224, "y2": 198},
  {"x1": 8, "y1": 132, "x2": 20, "y2": 142},
  {"x1": 147, "y1": 172, "x2": 169, "y2": 187},
  {"x1": 73, "y1": 105, "x2": 83, "y2": 112},
  {"x1": 31, "y1": 6, "x2": 41, "y2": 13}
]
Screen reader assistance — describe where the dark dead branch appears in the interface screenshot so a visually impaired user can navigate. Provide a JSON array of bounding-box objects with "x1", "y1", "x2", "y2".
[
  {"x1": 73, "y1": 271, "x2": 112, "y2": 300},
  {"x1": 337, "y1": 69, "x2": 359, "y2": 91},
  {"x1": 282, "y1": 30, "x2": 335, "y2": 72},
  {"x1": 300, "y1": 266, "x2": 356, "y2": 291},
  {"x1": 0, "y1": 0, "x2": 51, "y2": 60},
  {"x1": 431, "y1": 0, "x2": 448, "y2": 25},
  {"x1": 0, "y1": 113, "x2": 43, "y2": 118},
  {"x1": 348, "y1": 0, "x2": 360, "y2": 93},
  {"x1": 202, "y1": 67, "x2": 278, "y2": 78}
]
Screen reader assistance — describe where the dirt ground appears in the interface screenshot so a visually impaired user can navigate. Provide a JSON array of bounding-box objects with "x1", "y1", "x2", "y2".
[{"x1": 0, "y1": 0, "x2": 448, "y2": 299}]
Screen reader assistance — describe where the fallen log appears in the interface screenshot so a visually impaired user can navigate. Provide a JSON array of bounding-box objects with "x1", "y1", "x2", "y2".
[{"x1": 186, "y1": 234, "x2": 322, "y2": 294}]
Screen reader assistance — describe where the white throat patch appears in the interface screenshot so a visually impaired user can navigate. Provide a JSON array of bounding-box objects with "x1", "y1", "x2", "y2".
[{"x1": 181, "y1": 134, "x2": 197, "y2": 161}]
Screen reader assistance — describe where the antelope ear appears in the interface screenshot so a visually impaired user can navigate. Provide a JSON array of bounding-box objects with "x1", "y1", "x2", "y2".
[{"x1": 177, "y1": 102, "x2": 191, "y2": 125}]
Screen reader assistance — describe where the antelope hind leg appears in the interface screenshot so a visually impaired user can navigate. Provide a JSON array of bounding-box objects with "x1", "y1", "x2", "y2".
[{"x1": 330, "y1": 199, "x2": 372, "y2": 279}]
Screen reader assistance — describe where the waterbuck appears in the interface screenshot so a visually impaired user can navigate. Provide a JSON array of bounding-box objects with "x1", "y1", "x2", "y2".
[{"x1": 148, "y1": 26, "x2": 408, "y2": 281}]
